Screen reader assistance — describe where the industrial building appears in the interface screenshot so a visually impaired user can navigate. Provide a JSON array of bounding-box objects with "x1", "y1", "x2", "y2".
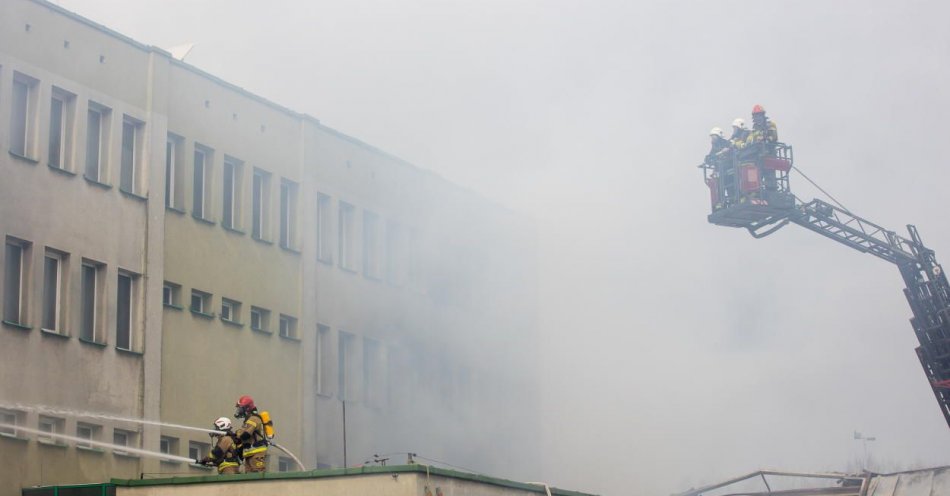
[{"x1": 0, "y1": 1, "x2": 539, "y2": 494}]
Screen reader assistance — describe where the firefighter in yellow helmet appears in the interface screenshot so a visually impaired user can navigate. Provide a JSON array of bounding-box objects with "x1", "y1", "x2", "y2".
[
  {"x1": 197, "y1": 417, "x2": 242, "y2": 475},
  {"x1": 234, "y1": 395, "x2": 269, "y2": 473}
]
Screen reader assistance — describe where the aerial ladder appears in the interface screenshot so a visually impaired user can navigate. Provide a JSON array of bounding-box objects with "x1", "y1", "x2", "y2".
[{"x1": 701, "y1": 140, "x2": 950, "y2": 429}]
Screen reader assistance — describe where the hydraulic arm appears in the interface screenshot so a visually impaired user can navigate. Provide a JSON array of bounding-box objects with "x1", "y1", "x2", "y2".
[{"x1": 785, "y1": 200, "x2": 950, "y2": 428}]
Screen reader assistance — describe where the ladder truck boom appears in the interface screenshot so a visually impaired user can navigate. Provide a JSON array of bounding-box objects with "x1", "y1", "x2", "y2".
[{"x1": 702, "y1": 142, "x2": 950, "y2": 429}]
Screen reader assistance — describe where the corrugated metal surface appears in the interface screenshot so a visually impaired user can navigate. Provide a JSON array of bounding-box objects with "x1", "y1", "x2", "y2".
[{"x1": 866, "y1": 466, "x2": 950, "y2": 496}]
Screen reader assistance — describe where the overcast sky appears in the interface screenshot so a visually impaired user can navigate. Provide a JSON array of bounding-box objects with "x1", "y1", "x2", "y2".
[{"x1": 54, "y1": 0, "x2": 950, "y2": 494}]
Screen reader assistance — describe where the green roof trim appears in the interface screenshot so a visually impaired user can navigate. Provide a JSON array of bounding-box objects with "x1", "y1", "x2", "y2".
[{"x1": 105, "y1": 464, "x2": 597, "y2": 496}]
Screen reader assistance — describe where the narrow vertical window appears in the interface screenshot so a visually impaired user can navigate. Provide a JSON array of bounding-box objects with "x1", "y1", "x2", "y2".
[
  {"x1": 10, "y1": 74, "x2": 37, "y2": 158},
  {"x1": 386, "y1": 221, "x2": 408, "y2": 286},
  {"x1": 363, "y1": 338, "x2": 382, "y2": 407},
  {"x1": 3, "y1": 240, "x2": 28, "y2": 325},
  {"x1": 80, "y1": 262, "x2": 101, "y2": 342},
  {"x1": 84, "y1": 104, "x2": 108, "y2": 181},
  {"x1": 279, "y1": 179, "x2": 298, "y2": 249},
  {"x1": 165, "y1": 139, "x2": 175, "y2": 207},
  {"x1": 116, "y1": 272, "x2": 133, "y2": 350},
  {"x1": 339, "y1": 202, "x2": 357, "y2": 271},
  {"x1": 223, "y1": 160, "x2": 234, "y2": 228},
  {"x1": 316, "y1": 324, "x2": 333, "y2": 395},
  {"x1": 338, "y1": 332, "x2": 348, "y2": 400},
  {"x1": 49, "y1": 96, "x2": 64, "y2": 166},
  {"x1": 165, "y1": 135, "x2": 184, "y2": 209},
  {"x1": 120, "y1": 117, "x2": 143, "y2": 193},
  {"x1": 48, "y1": 88, "x2": 75, "y2": 170},
  {"x1": 193, "y1": 148, "x2": 206, "y2": 219},
  {"x1": 363, "y1": 211, "x2": 380, "y2": 279},
  {"x1": 252, "y1": 169, "x2": 270, "y2": 239},
  {"x1": 316, "y1": 193, "x2": 333, "y2": 262},
  {"x1": 280, "y1": 183, "x2": 289, "y2": 246},
  {"x1": 42, "y1": 250, "x2": 67, "y2": 332}
]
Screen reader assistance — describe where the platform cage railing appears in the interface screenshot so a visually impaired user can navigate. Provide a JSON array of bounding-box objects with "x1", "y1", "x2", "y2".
[{"x1": 701, "y1": 142, "x2": 794, "y2": 212}]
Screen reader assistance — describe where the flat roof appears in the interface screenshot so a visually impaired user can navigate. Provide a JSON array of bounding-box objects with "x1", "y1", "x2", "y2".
[{"x1": 22, "y1": 464, "x2": 597, "y2": 496}]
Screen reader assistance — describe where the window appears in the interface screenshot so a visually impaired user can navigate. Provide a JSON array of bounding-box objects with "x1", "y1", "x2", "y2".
[
  {"x1": 38, "y1": 416, "x2": 64, "y2": 445},
  {"x1": 316, "y1": 324, "x2": 333, "y2": 396},
  {"x1": 386, "y1": 221, "x2": 409, "y2": 286},
  {"x1": 190, "y1": 289, "x2": 211, "y2": 315},
  {"x1": 10, "y1": 73, "x2": 37, "y2": 158},
  {"x1": 316, "y1": 193, "x2": 333, "y2": 262},
  {"x1": 278, "y1": 457, "x2": 293, "y2": 472},
  {"x1": 363, "y1": 211, "x2": 381, "y2": 279},
  {"x1": 160, "y1": 436, "x2": 179, "y2": 457},
  {"x1": 76, "y1": 423, "x2": 100, "y2": 449},
  {"x1": 85, "y1": 102, "x2": 110, "y2": 181},
  {"x1": 0, "y1": 410, "x2": 20, "y2": 437},
  {"x1": 162, "y1": 282, "x2": 180, "y2": 307},
  {"x1": 279, "y1": 314, "x2": 297, "y2": 339},
  {"x1": 279, "y1": 179, "x2": 298, "y2": 249},
  {"x1": 222, "y1": 157, "x2": 243, "y2": 229},
  {"x1": 41, "y1": 249, "x2": 68, "y2": 332},
  {"x1": 116, "y1": 271, "x2": 137, "y2": 351},
  {"x1": 221, "y1": 298, "x2": 241, "y2": 323},
  {"x1": 363, "y1": 338, "x2": 386, "y2": 408},
  {"x1": 338, "y1": 331, "x2": 358, "y2": 401},
  {"x1": 250, "y1": 306, "x2": 270, "y2": 332},
  {"x1": 188, "y1": 440, "x2": 209, "y2": 460},
  {"x1": 193, "y1": 145, "x2": 212, "y2": 219},
  {"x1": 252, "y1": 168, "x2": 271, "y2": 239},
  {"x1": 4, "y1": 239, "x2": 30, "y2": 325},
  {"x1": 48, "y1": 87, "x2": 76, "y2": 169},
  {"x1": 80, "y1": 261, "x2": 104, "y2": 342},
  {"x1": 165, "y1": 135, "x2": 184, "y2": 209},
  {"x1": 339, "y1": 202, "x2": 357, "y2": 271},
  {"x1": 113, "y1": 429, "x2": 137, "y2": 455},
  {"x1": 120, "y1": 116, "x2": 143, "y2": 193}
]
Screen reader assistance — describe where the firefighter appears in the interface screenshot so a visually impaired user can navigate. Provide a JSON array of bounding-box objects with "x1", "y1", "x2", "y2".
[
  {"x1": 746, "y1": 104, "x2": 778, "y2": 151},
  {"x1": 747, "y1": 104, "x2": 780, "y2": 189},
  {"x1": 730, "y1": 118, "x2": 750, "y2": 148},
  {"x1": 234, "y1": 395, "x2": 269, "y2": 473},
  {"x1": 705, "y1": 127, "x2": 730, "y2": 164},
  {"x1": 197, "y1": 417, "x2": 242, "y2": 475}
]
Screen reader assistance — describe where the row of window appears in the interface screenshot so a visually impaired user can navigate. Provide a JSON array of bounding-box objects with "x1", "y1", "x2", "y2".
[
  {"x1": 163, "y1": 282, "x2": 298, "y2": 339},
  {"x1": 315, "y1": 325, "x2": 389, "y2": 407},
  {"x1": 0, "y1": 409, "x2": 296, "y2": 470},
  {"x1": 0, "y1": 410, "x2": 142, "y2": 455},
  {"x1": 3, "y1": 237, "x2": 140, "y2": 350},
  {"x1": 4, "y1": 69, "x2": 467, "y2": 304},
  {"x1": 165, "y1": 143, "x2": 416, "y2": 287},
  {"x1": 8, "y1": 70, "x2": 146, "y2": 195},
  {"x1": 164, "y1": 137, "x2": 300, "y2": 249},
  {"x1": 314, "y1": 325, "x2": 474, "y2": 413}
]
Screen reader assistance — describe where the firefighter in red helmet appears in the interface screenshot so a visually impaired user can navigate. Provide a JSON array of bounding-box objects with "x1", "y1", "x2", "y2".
[
  {"x1": 234, "y1": 395, "x2": 269, "y2": 473},
  {"x1": 747, "y1": 104, "x2": 778, "y2": 149}
]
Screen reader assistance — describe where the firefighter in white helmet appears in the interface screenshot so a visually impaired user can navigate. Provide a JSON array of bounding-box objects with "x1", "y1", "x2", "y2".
[
  {"x1": 730, "y1": 118, "x2": 749, "y2": 149},
  {"x1": 705, "y1": 127, "x2": 730, "y2": 165},
  {"x1": 197, "y1": 417, "x2": 242, "y2": 475}
]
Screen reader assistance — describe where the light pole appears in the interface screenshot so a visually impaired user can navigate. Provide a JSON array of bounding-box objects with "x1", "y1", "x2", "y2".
[{"x1": 853, "y1": 431, "x2": 876, "y2": 470}]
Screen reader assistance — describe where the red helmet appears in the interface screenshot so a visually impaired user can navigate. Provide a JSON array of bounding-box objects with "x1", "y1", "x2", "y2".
[
  {"x1": 236, "y1": 395, "x2": 256, "y2": 411},
  {"x1": 752, "y1": 104, "x2": 765, "y2": 114}
]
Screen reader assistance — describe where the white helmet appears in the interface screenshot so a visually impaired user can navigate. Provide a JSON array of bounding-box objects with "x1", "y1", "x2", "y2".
[
  {"x1": 213, "y1": 417, "x2": 232, "y2": 431},
  {"x1": 732, "y1": 118, "x2": 746, "y2": 129},
  {"x1": 709, "y1": 127, "x2": 724, "y2": 138}
]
